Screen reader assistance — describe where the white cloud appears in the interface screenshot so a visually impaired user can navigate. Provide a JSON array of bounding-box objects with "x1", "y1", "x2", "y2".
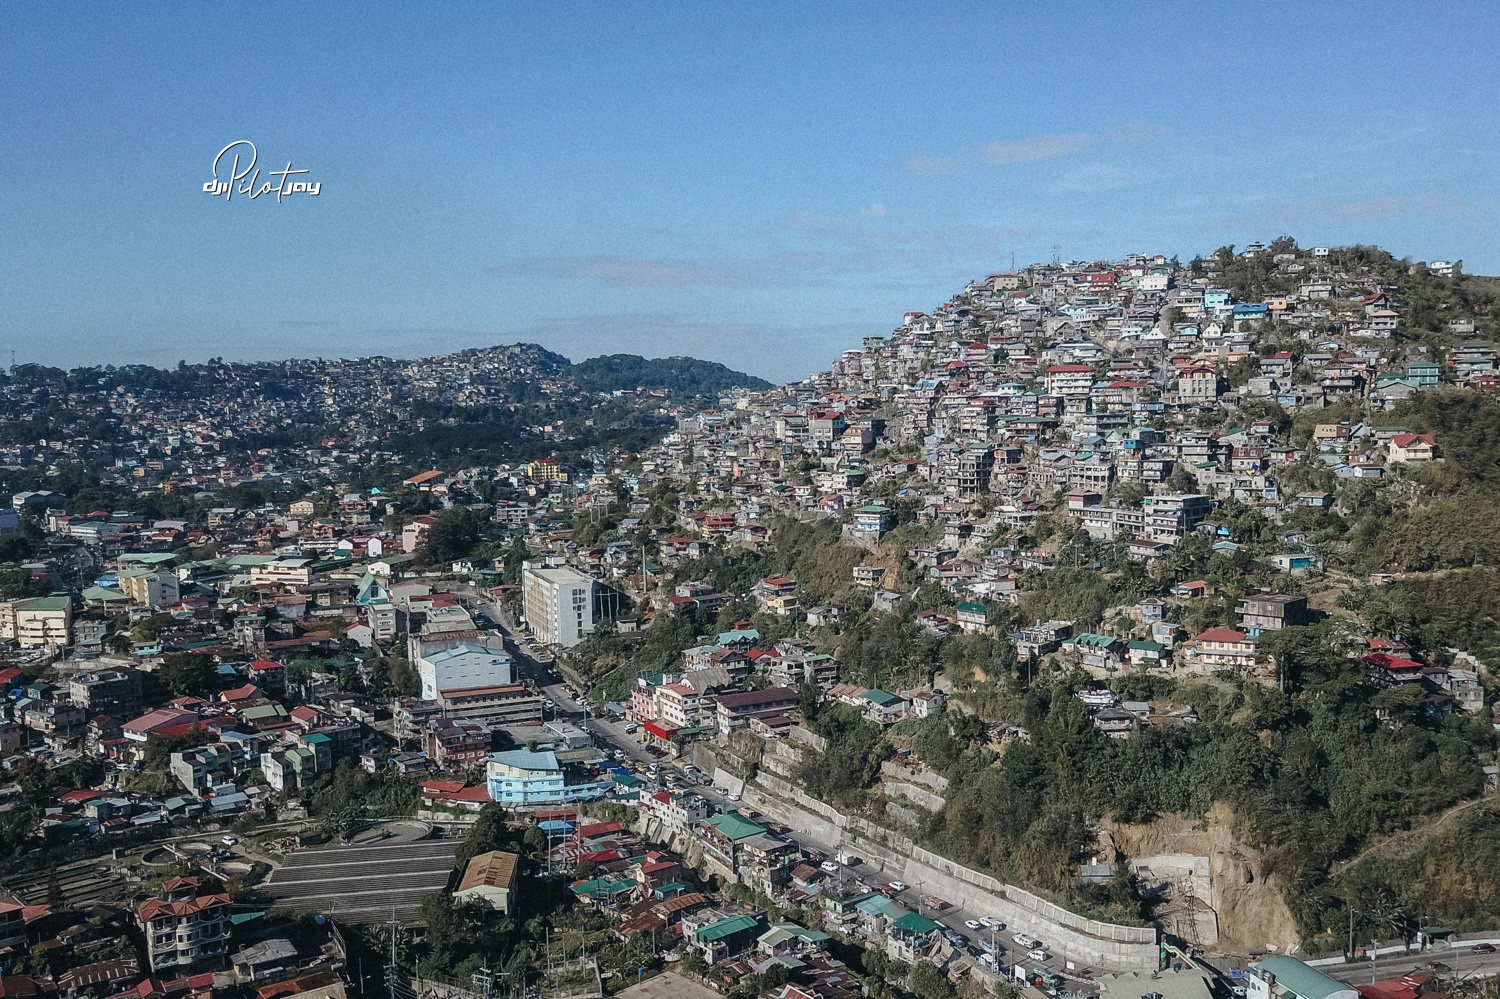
[
  {"x1": 902, "y1": 152, "x2": 964, "y2": 175},
  {"x1": 1205, "y1": 193, "x2": 1461, "y2": 230},
  {"x1": 908, "y1": 122, "x2": 1172, "y2": 175},
  {"x1": 980, "y1": 132, "x2": 1096, "y2": 164}
]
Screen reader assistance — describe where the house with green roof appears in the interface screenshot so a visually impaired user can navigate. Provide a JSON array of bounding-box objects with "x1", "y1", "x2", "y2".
[
  {"x1": 860, "y1": 688, "x2": 908, "y2": 725},
  {"x1": 698, "y1": 809, "x2": 767, "y2": 871},
  {"x1": 1249, "y1": 956, "x2": 1359, "y2": 999},
  {"x1": 757, "y1": 921, "x2": 831, "y2": 959},
  {"x1": 956, "y1": 601, "x2": 989, "y2": 633},
  {"x1": 569, "y1": 876, "x2": 637, "y2": 905},
  {"x1": 1064, "y1": 632, "x2": 1124, "y2": 670},
  {"x1": 82, "y1": 585, "x2": 132, "y2": 609},
  {"x1": 853, "y1": 892, "x2": 907, "y2": 932},
  {"x1": 889, "y1": 911, "x2": 943, "y2": 962},
  {"x1": 683, "y1": 912, "x2": 765, "y2": 963},
  {"x1": 1126, "y1": 639, "x2": 1165, "y2": 669}
]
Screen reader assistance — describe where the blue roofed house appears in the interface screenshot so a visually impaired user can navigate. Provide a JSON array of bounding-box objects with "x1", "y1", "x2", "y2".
[
  {"x1": 486, "y1": 748, "x2": 610, "y2": 806},
  {"x1": 1232, "y1": 303, "x2": 1269, "y2": 325}
]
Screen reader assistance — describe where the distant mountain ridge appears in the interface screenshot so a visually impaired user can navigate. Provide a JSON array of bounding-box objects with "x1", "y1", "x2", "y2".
[
  {"x1": 4, "y1": 343, "x2": 769, "y2": 400},
  {"x1": 566, "y1": 353, "x2": 773, "y2": 395}
]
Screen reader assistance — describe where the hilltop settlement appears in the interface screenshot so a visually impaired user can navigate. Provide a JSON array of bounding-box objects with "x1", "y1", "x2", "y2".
[{"x1": 1, "y1": 240, "x2": 1500, "y2": 999}]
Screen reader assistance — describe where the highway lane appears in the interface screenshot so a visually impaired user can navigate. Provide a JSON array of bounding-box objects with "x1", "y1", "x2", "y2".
[{"x1": 1321, "y1": 943, "x2": 1500, "y2": 984}]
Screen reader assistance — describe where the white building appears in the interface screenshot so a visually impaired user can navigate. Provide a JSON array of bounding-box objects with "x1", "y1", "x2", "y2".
[
  {"x1": 522, "y1": 563, "x2": 598, "y2": 648},
  {"x1": 416, "y1": 641, "x2": 514, "y2": 701}
]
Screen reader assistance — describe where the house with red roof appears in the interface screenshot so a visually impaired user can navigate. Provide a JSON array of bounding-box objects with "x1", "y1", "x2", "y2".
[
  {"x1": 134, "y1": 878, "x2": 230, "y2": 971},
  {"x1": 1387, "y1": 433, "x2": 1437, "y2": 463},
  {"x1": 123, "y1": 709, "x2": 200, "y2": 743},
  {"x1": 1185, "y1": 627, "x2": 1259, "y2": 671}
]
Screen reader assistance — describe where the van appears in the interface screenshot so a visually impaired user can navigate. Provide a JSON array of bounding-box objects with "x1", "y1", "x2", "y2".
[
  {"x1": 1027, "y1": 949, "x2": 1049, "y2": 963},
  {"x1": 1012, "y1": 933, "x2": 1038, "y2": 949}
]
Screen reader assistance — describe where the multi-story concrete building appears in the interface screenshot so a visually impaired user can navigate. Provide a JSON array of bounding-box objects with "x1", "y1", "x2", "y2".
[
  {"x1": 485, "y1": 748, "x2": 608, "y2": 805},
  {"x1": 117, "y1": 568, "x2": 180, "y2": 608},
  {"x1": 136, "y1": 877, "x2": 231, "y2": 971},
  {"x1": 0, "y1": 596, "x2": 73, "y2": 651},
  {"x1": 522, "y1": 563, "x2": 598, "y2": 648},
  {"x1": 1237, "y1": 594, "x2": 1310, "y2": 633},
  {"x1": 68, "y1": 669, "x2": 143, "y2": 718},
  {"x1": 416, "y1": 640, "x2": 513, "y2": 701},
  {"x1": 170, "y1": 744, "x2": 231, "y2": 794}
]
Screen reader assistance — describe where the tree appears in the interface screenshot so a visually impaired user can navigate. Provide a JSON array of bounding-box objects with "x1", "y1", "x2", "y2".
[
  {"x1": 158, "y1": 652, "x2": 219, "y2": 698},
  {"x1": 420, "y1": 508, "x2": 484, "y2": 566},
  {"x1": 908, "y1": 962, "x2": 955, "y2": 999}
]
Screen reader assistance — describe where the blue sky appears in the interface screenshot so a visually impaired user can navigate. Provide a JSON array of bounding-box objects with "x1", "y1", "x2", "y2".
[{"x1": 2, "y1": 2, "x2": 1497, "y2": 381}]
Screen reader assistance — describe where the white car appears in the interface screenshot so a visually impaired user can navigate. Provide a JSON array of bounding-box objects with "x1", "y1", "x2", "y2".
[
  {"x1": 980, "y1": 916, "x2": 1003, "y2": 929},
  {"x1": 221, "y1": 835, "x2": 238, "y2": 846},
  {"x1": 820, "y1": 860, "x2": 841, "y2": 874},
  {"x1": 1013, "y1": 933, "x2": 1038, "y2": 949},
  {"x1": 964, "y1": 919, "x2": 982, "y2": 930},
  {"x1": 1027, "y1": 948, "x2": 1049, "y2": 963},
  {"x1": 979, "y1": 953, "x2": 998, "y2": 969},
  {"x1": 888, "y1": 880, "x2": 909, "y2": 893}
]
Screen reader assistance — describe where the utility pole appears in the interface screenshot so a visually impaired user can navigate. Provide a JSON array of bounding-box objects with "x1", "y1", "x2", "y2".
[
  {"x1": 472, "y1": 966, "x2": 494, "y2": 999},
  {"x1": 385, "y1": 907, "x2": 400, "y2": 999}
]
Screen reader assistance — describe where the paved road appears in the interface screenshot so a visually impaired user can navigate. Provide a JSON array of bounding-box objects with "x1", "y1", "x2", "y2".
[{"x1": 1322, "y1": 944, "x2": 1500, "y2": 984}]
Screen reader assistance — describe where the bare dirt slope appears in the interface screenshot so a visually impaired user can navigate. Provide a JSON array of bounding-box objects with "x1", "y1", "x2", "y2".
[{"x1": 1098, "y1": 802, "x2": 1301, "y2": 955}]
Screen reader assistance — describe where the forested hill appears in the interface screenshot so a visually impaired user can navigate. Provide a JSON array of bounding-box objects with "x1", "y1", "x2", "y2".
[{"x1": 565, "y1": 353, "x2": 773, "y2": 395}]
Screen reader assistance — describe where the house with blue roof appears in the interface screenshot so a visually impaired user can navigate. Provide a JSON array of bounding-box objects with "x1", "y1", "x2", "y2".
[{"x1": 486, "y1": 748, "x2": 610, "y2": 805}]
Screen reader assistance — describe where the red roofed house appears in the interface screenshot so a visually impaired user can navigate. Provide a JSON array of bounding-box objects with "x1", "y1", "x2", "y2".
[
  {"x1": 135, "y1": 877, "x2": 229, "y2": 971},
  {"x1": 123, "y1": 709, "x2": 200, "y2": 743},
  {"x1": 247, "y1": 659, "x2": 286, "y2": 694},
  {"x1": 0, "y1": 895, "x2": 28, "y2": 948},
  {"x1": 1364, "y1": 651, "x2": 1427, "y2": 686},
  {"x1": 642, "y1": 790, "x2": 709, "y2": 831},
  {"x1": 1186, "y1": 628, "x2": 1259, "y2": 671},
  {"x1": 636, "y1": 858, "x2": 682, "y2": 890},
  {"x1": 1388, "y1": 434, "x2": 1437, "y2": 463},
  {"x1": 253, "y1": 969, "x2": 346, "y2": 999}
]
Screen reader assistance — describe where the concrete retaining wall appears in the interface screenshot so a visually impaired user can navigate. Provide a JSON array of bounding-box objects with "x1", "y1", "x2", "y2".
[
  {"x1": 880, "y1": 761, "x2": 950, "y2": 792},
  {"x1": 746, "y1": 775, "x2": 1158, "y2": 971},
  {"x1": 883, "y1": 781, "x2": 947, "y2": 813}
]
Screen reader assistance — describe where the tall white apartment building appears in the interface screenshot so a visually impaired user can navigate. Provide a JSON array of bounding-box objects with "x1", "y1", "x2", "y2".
[{"x1": 522, "y1": 563, "x2": 597, "y2": 648}]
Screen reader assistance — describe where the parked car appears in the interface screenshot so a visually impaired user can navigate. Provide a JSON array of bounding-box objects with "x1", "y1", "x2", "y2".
[
  {"x1": 1473, "y1": 943, "x2": 1497, "y2": 954},
  {"x1": 1027, "y1": 949, "x2": 1049, "y2": 963},
  {"x1": 965, "y1": 920, "x2": 982, "y2": 930},
  {"x1": 1012, "y1": 934, "x2": 1039, "y2": 949},
  {"x1": 945, "y1": 931, "x2": 969, "y2": 949},
  {"x1": 221, "y1": 835, "x2": 238, "y2": 846},
  {"x1": 820, "y1": 860, "x2": 841, "y2": 874},
  {"x1": 980, "y1": 916, "x2": 1003, "y2": 929},
  {"x1": 888, "y1": 880, "x2": 909, "y2": 893}
]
